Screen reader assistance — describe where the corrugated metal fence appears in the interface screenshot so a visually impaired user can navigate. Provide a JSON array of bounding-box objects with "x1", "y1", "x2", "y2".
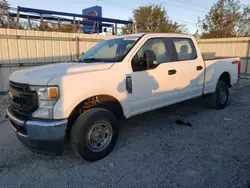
[
  {"x1": 198, "y1": 37, "x2": 250, "y2": 79},
  {"x1": 0, "y1": 28, "x2": 250, "y2": 92},
  {"x1": 0, "y1": 28, "x2": 112, "y2": 92}
]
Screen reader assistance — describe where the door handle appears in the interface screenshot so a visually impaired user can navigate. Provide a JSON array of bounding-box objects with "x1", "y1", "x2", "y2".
[
  {"x1": 168, "y1": 69, "x2": 177, "y2": 75},
  {"x1": 197, "y1": 66, "x2": 203, "y2": 71}
]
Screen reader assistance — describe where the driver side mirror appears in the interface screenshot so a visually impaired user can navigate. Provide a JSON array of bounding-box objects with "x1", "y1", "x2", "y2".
[
  {"x1": 131, "y1": 50, "x2": 157, "y2": 72},
  {"x1": 132, "y1": 54, "x2": 146, "y2": 72}
]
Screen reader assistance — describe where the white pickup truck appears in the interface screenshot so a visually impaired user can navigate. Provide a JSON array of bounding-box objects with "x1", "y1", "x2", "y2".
[{"x1": 7, "y1": 33, "x2": 240, "y2": 161}]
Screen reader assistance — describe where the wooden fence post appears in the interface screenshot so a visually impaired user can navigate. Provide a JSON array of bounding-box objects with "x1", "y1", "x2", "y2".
[
  {"x1": 27, "y1": 16, "x2": 32, "y2": 30},
  {"x1": 134, "y1": 23, "x2": 137, "y2": 33},
  {"x1": 58, "y1": 18, "x2": 60, "y2": 29},
  {"x1": 75, "y1": 36, "x2": 79, "y2": 59},
  {"x1": 16, "y1": 10, "x2": 20, "y2": 29},
  {"x1": 112, "y1": 25, "x2": 114, "y2": 35},
  {"x1": 115, "y1": 23, "x2": 117, "y2": 35},
  {"x1": 73, "y1": 16, "x2": 76, "y2": 33},
  {"x1": 97, "y1": 21, "x2": 99, "y2": 34},
  {"x1": 245, "y1": 40, "x2": 250, "y2": 79},
  {"x1": 7, "y1": 12, "x2": 10, "y2": 28},
  {"x1": 40, "y1": 14, "x2": 44, "y2": 30},
  {"x1": 91, "y1": 22, "x2": 96, "y2": 34}
]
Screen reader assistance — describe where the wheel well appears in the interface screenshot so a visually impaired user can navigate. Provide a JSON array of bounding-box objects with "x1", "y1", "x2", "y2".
[
  {"x1": 219, "y1": 72, "x2": 231, "y2": 87},
  {"x1": 67, "y1": 95, "x2": 125, "y2": 132}
]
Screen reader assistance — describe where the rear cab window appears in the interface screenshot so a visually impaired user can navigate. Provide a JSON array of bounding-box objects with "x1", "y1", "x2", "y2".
[{"x1": 173, "y1": 38, "x2": 197, "y2": 61}]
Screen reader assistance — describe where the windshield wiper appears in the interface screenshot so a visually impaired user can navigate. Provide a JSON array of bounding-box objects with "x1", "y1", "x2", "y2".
[{"x1": 81, "y1": 58, "x2": 111, "y2": 63}]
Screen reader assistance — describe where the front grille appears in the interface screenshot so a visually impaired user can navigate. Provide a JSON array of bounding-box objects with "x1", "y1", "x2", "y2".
[
  {"x1": 9, "y1": 81, "x2": 38, "y2": 120},
  {"x1": 10, "y1": 81, "x2": 29, "y2": 92},
  {"x1": 13, "y1": 96, "x2": 26, "y2": 105}
]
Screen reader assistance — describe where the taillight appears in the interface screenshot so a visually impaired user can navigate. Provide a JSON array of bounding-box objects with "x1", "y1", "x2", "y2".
[{"x1": 238, "y1": 60, "x2": 241, "y2": 77}]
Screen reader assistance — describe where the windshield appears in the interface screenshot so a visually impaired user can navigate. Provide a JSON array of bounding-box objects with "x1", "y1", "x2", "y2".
[{"x1": 78, "y1": 36, "x2": 139, "y2": 63}]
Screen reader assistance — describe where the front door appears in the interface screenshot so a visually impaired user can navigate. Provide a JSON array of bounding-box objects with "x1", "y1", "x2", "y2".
[{"x1": 128, "y1": 37, "x2": 179, "y2": 116}]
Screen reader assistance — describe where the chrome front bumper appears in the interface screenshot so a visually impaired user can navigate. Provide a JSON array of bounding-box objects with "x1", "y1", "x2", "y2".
[{"x1": 6, "y1": 107, "x2": 68, "y2": 155}]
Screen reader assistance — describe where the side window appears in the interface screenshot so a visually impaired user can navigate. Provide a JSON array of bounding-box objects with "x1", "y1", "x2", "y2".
[
  {"x1": 173, "y1": 38, "x2": 197, "y2": 61},
  {"x1": 132, "y1": 38, "x2": 170, "y2": 72}
]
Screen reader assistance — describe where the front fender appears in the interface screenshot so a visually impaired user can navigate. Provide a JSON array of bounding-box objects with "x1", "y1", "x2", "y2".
[
  {"x1": 50, "y1": 66, "x2": 131, "y2": 119},
  {"x1": 53, "y1": 89, "x2": 129, "y2": 119}
]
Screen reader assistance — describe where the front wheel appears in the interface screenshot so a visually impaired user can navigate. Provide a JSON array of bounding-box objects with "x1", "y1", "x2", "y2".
[
  {"x1": 70, "y1": 108, "x2": 119, "y2": 161},
  {"x1": 205, "y1": 80, "x2": 229, "y2": 109}
]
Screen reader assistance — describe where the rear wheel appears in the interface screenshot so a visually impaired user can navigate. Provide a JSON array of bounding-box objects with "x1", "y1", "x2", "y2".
[
  {"x1": 205, "y1": 81, "x2": 229, "y2": 109},
  {"x1": 70, "y1": 108, "x2": 119, "y2": 161}
]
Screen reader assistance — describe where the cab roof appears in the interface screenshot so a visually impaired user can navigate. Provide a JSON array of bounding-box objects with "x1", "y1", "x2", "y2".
[{"x1": 116, "y1": 32, "x2": 193, "y2": 39}]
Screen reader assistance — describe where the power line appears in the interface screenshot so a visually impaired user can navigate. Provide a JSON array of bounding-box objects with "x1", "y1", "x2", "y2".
[
  {"x1": 97, "y1": 0, "x2": 208, "y2": 13},
  {"x1": 171, "y1": 18, "x2": 197, "y2": 25},
  {"x1": 162, "y1": 2, "x2": 208, "y2": 13},
  {"x1": 95, "y1": 0, "x2": 131, "y2": 10},
  {"x1": 185, "y1": 0, "x2": 211, "y2": 8},
  {"x1": 174, "y1": 0, "x2": 209, "y2": 10}
]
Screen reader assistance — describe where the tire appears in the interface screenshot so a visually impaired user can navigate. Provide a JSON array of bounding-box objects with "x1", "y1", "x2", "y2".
[
  {"x1": 205, "y1": 80, "x2": 229, "y2": 109},
  {"x1": 70, "y1": 108, "x2": 119, "y2": 161}
]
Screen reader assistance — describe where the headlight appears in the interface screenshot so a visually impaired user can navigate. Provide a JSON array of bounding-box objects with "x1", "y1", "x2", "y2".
[{"x1": 30, "y1": 86, "x2": 59, "y2": 119}]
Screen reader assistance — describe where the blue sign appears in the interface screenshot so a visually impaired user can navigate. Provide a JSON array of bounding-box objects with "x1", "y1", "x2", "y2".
[{"x1": 82, "y1": 6, "x2": 102, "y2": 33}]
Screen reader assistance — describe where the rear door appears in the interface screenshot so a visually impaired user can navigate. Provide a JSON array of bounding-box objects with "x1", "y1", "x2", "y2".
[{"x1": 171, "y1": 38, "x2": 205, "y2": 100}]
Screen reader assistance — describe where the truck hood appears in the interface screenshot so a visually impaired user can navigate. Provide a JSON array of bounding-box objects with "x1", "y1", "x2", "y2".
[{"x1": 9, "y1": 62, "x2": 114, "y2": 85}]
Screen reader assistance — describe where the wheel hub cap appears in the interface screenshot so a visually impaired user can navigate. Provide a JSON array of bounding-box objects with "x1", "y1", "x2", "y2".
[
  {"x1": 219, "y1": 88, "x2": 227, "y2": 104},
  {"x1": 88, "y1": 121, "x2": 113, "y2": 151}
]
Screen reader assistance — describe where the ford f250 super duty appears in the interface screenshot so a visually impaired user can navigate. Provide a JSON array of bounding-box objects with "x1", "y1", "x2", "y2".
[{"x1": 6, "y1": 33, "x2": 240, "y2": 161}]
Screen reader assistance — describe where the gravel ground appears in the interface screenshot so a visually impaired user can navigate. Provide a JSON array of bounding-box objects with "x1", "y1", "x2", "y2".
[
  {"x1": 0, "y1": 96, "x2": 8, "y2": 123},
  {"x1": 0, "y1": 80, "x2": 250, "y2": 188}
]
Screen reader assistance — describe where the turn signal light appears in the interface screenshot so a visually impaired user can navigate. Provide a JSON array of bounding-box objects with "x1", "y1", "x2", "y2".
[{"x1": 48, "y1": 87, "x2": 58, "y2": 99}]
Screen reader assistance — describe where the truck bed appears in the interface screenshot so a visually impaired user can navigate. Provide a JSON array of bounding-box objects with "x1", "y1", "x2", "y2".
[
  {"x1": 201, "y1": 52, "x2": 237, "y2": 61},
  {"x1": 204, "y1": 56, "x2": 237, "y2": 61}
]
